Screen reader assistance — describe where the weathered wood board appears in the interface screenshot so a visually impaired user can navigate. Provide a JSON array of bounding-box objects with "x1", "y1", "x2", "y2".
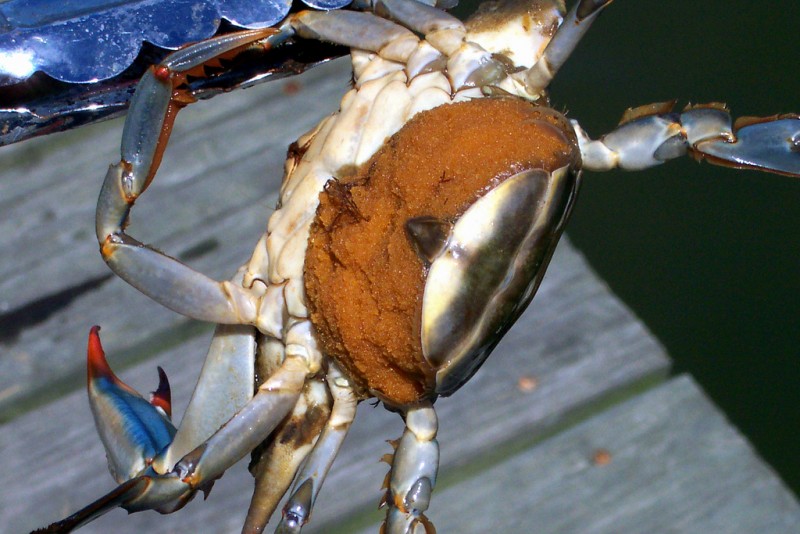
[
  {"x1": 353, "y1": 376, "x2": 800, "y2": 534},
  {"x1": 1, "y1": 55, "x2": 797, "y2": 534}
]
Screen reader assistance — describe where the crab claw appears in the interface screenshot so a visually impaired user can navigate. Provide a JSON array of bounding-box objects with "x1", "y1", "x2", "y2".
[
  {"x1": 87, "y1": 325, "x2": 177, "y2": 484},
  {"x1": 33, "y1": 328, "x2": 194, "y2": 532},
  {"x1": 686, "y1": 110, "x2": 800, "y2": 177},
  {"x1": 150, "y1": 366, "x2": 172, "y2": 419}
]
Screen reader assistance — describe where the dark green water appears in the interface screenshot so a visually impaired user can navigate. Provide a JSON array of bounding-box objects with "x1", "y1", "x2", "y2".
[{"x1": 544, "y1": 1, "x2": 800, "y2": 493}]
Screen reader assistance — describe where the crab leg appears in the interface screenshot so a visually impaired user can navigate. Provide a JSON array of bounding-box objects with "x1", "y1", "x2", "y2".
[
  {"x1": 519, "y1": 0, "x2": 614, "y2": 94},
  {"x1": 243, "y1": 376, "x2": 332, "y2": 534},
  {"x1": 290, "y1": 0, "x2": 511, "y2": 90},
  {"x1": 155, "y1": 322, "x2": 257, "y2": 471},
  {"x1": 574, "y1": 103, "x2": 800, "y2": 177},
  {"x1": 96, "y1": 28, "x2": 293, "y2": 325},
  {"x1": 274, "y1": 363, "x2": 358, "y2": 533},
  {"x1": 383, "y1": 404, "x2": 439, "y2": 534},
  {"x1": 156, "y1": 322, "x2": 321, "y2": 499}
]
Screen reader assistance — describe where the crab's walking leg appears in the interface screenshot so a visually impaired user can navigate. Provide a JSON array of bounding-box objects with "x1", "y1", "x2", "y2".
[
  {"x1": 291, "y1": 0, "x2": 512, "y2": 90},
  {"x1": 157, "y1": 321, "x2": 322, "y2": 502},
  {"x1": 519, "y1": 0, "x2": 613, "y2": 94},
  {"x1": 383, "y1": 404, "x2": 439, "y2": 534},
  {"x1": 575, "y1": 103, "x2": 800, "y2": 177},
  {"x1": 243, "y1": 376, "x2": 332, "y2": 534},
  {"x1": 96, "y1": 28, "x2": 293, "y2": 325},
  {"x1": 272, "y1": 363, "x2": 358, "y2": 534},
  {"x1": 156, "y1": 321, "x2": 257, "y2": 471}
]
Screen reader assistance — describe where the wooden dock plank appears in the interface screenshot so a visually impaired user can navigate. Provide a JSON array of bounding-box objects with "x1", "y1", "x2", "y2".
[{"x1": 382, "y1": 376, "x2": 800, "y2": 534}]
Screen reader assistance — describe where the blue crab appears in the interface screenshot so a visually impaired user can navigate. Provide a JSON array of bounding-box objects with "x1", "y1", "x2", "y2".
[{"x1": 36, "y1": 0, "x2": 799, "y2": 533}]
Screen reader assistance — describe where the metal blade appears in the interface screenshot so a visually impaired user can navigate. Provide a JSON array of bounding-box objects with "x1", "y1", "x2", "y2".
[{"x1": 0, "y1": 0, "x2": 355, "y2": 84}]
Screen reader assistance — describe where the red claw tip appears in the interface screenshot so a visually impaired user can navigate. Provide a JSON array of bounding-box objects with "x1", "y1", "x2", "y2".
[
  {"x1": 150, "y1": 366, "x2": 173, "y2": 418},
  {"x1": 86, "y1": 326, "x2": 135, "y2": 395},
  {"x1": 87, "y1": 325, "x2": 112, "y2": 381}
]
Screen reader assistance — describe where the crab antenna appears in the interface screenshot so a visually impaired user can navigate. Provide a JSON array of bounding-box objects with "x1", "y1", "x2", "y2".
[{"x1": 518, "y1": 0, "x2": 613, "y2": 94}]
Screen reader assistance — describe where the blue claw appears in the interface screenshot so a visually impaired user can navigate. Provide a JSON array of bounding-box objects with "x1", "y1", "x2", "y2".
[
  {"x1": 39, "y1": 325, "x2": 283, "y2": 531},
  {"x1": 694, "y1": 115, "x2": 800, "y2": 178},
  {"x1": 35, "y1": 328, "x2": 193, "y2": 532},
  {"x1": 87, "y1": 326, "x2": 177, "y2": 483}
]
